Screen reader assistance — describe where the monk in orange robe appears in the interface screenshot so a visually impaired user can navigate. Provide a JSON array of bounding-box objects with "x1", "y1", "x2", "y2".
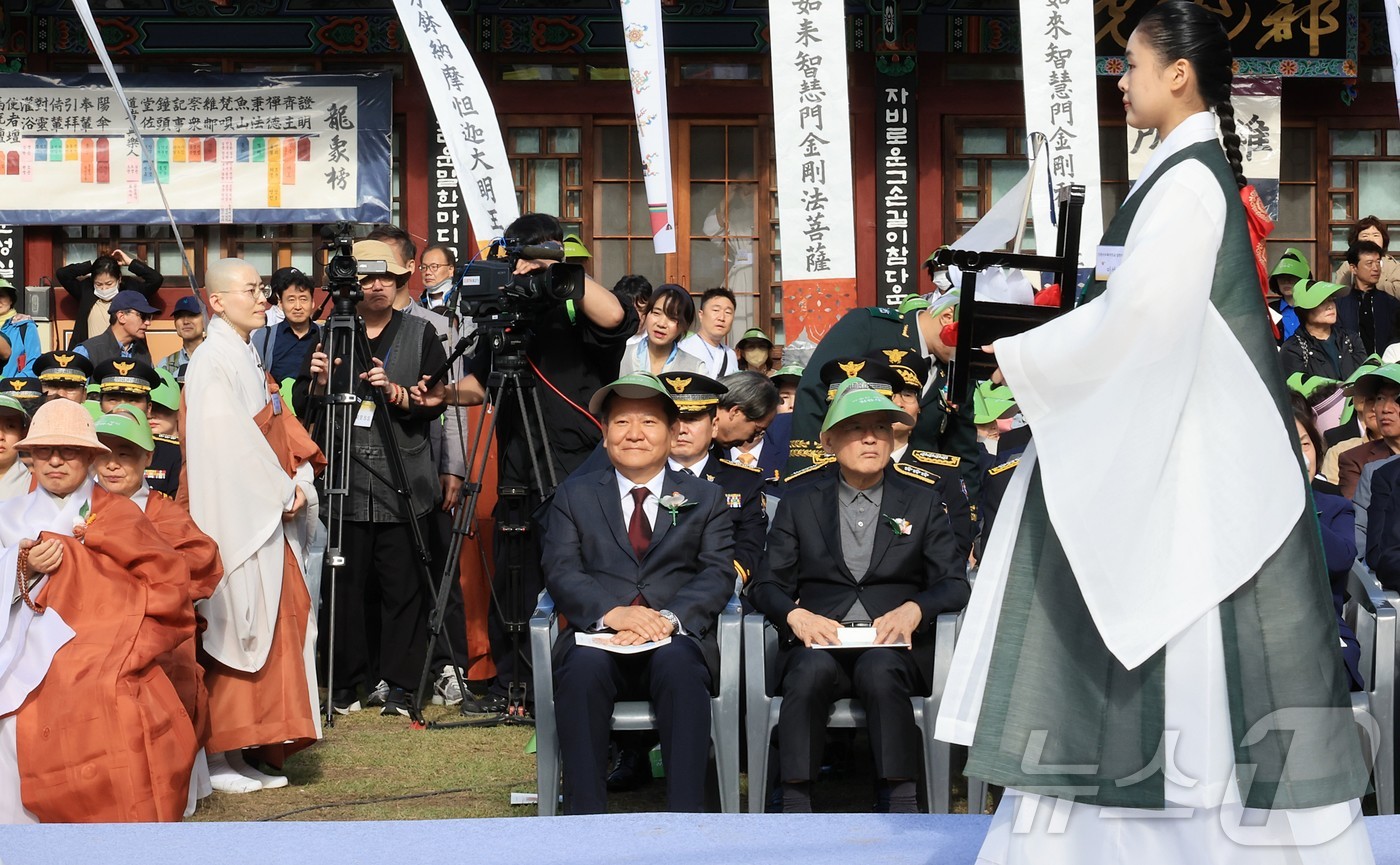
[
  {"x1": 184, "y1": 259, "x2": 324, "y2": 793},
  {"x1": 0, "y1": 399, "x2": 196, "y2": 822}
]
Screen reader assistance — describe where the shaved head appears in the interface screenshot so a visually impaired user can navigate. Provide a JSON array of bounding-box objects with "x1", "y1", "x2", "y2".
[{"x1": 206, "y1": 258, "x2": 257, "y2": 295}]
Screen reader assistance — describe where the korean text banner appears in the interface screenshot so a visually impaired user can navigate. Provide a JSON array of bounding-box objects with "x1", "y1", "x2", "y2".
[
  {"x1": 621, "y1": 0, "x2": 676, "y2": 255},
  {"x1": 0, "y1": 73, "x2": 391, "y2": 226},
  {"x1": 770, "y1": 0, "x2": 857, "y2": 347},
  {"x1": 395, "y1": 0, "x2": 518, "y2": 242},
  {"x1": 1020, "y1": 0, "x2": 1102, "y2": 270}
]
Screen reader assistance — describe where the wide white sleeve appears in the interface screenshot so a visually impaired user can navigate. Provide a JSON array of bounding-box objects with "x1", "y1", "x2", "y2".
[
  {"x1": 996, "y1": 161, "x2": 1305, "y2": 670},
  {"x1": 185, "y1": 354, "x2": 295, "y2": 573}
]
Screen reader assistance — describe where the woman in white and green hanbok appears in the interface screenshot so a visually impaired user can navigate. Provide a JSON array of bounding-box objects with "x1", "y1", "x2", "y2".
[{"x1": 936, "y1": 3, "x2": 1374, "y2": 862}]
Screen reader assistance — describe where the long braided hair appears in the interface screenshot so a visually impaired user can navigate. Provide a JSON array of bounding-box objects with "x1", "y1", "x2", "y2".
[{"x1": 1135, "y1": 1, "x2": 1247, "y2": 190}]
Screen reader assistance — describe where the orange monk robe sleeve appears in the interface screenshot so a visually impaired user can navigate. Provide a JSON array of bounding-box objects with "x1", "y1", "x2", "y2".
[{"x1": 147, "y1": 492, "x2": 224, "y2": 603}]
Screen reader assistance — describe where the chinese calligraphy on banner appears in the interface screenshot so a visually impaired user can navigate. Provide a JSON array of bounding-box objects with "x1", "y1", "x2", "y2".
[
  {"x1": 1021, "y1": 0, "x2": 1103, "y2": 270},
  {"x1": 770, "y1": 0, "x2": 857, "y2": 347},
  {"x1": 0, "y1": 73, "x2": 391, "y2": 225},
  {"x1": 1126, "y1": 78, "x2": 1282, "y2": 219},
  {"x1": 1096, "y1": 0, "x2": 1356, "y2": 77},
  {"x1": 394, "y1": 0, "x2": 519, "y2": 242},
  {"x1": 876, "y1": 74, "x2": 918, "y2": 308},
  {"x1": 621, "y1": 0, "x2": 676, "y2": 254}
]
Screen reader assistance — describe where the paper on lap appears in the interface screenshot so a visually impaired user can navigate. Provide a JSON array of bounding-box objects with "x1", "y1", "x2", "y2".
[{"x1": 575, "y1": 633, "x2": 673, "y2": 654}]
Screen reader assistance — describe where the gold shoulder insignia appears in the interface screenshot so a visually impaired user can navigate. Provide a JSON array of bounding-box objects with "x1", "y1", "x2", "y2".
[
  {"x1": 720, "y1": 457, "x2": 761, "y2": 473},
  {"x1": 784, "y1": 460, "x2": 833, "y2": 483},
  {"x1": 153, "y1": 434, "x2": 180, "y2": 444},
  {"x1": 837, "y1": 360, "x2": 865, "y2": 378},
  {"x1": 901, "y1": 324, "x2": 909, "y2": 339},
  {"x1": 911, "y1": 449, "x2": 960, "y2": 468},
  {"x1": 664, "y1": 375, "x2": 691, "y2": 393},
  {"x1": 988, "y1": 459, "x2": 1021, "y2": 477},
  {"x1": 882, "y1": 348, "x2": 909, "y2": 365},
  {"x1": 112, "y1": 361, "x2": 136, "y2": 376},
  {"x1": 54, "y1": 353, "x2": 75, "y2": 367},
  {"x1": 893, "y1": 463, "x2": 938, "y2": 485}
]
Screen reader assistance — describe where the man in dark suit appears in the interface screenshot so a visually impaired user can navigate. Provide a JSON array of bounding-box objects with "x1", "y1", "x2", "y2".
[
  {"x1": 607, "y1": 371, "x2": 768, "y2": 793},
  {"x1": 1338, "y1": 366, "x2": 1400, "y2": 497},
  {"x1": 749, "y1": 381, "x2": 970, "y2": 813},
  {"x1": 543, "y1": 372, "x2": 736, "y2": 814}
]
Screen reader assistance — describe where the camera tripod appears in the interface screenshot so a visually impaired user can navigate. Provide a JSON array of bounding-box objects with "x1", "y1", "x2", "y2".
[
  {"x1": 417, "y1": 328, "x2": 560, "y2": 730},
  {"x1": 310, "y1": 282, "x2": 464, "y2": 728}
]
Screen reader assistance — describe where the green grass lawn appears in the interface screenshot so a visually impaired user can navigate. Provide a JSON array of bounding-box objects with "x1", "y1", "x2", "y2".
[{"x1": 190, "y1": 705, "x2": 979, "y2": 821}]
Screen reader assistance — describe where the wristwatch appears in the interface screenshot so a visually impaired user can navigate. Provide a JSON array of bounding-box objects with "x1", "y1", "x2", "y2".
[{"x1": 658, "y1": 609, "x2": 682, "y2": 635}]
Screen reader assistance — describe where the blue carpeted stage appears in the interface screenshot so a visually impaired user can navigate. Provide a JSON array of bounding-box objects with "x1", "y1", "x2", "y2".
[{"x1": 4, "y1": 814, "x2": 1400, "y2": 865}]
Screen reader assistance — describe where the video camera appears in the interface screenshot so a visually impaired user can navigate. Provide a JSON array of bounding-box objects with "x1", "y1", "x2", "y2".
[
  {"x1": 454, "y1": 238, "x2": 585, "y2": 320},
  {"x1": 320, "y1": 220, "x2": 390, "y2": 302}
]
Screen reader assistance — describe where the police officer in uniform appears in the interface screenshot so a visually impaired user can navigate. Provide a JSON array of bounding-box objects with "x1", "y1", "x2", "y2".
[
  {"x1": 32, "y1": 350, "x2": 95, "y2": 404},
  {"x1": 786, "y1": 292, "x2": 979, "y2": 507},
  {"x1": 144, "y1": 367, "x2": 182, "y2": 497},
  {"x1": 92, "y1": 356, "x2": 161, "y2": 415},
  {"x1": 1, "y1": 376, "x2": 44, "y2": 414}
]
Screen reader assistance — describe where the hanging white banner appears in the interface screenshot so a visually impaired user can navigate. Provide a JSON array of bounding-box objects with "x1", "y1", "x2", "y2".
[
  {"x1": 1020, "y1": 0, "x2": 1102, "y2": 270},
  {"x1": 770, "y1": 0, "x2": 857, "y2": 347},
  {"x1": 1127, "y1": 78, "x2": 1282, "y2": 219},
  {"x1": 393, "y1": 0, "x2": 518, "y2": 241},
  {"x1": 620, "y1": 0, "x2": 676, "y2": 254},
  {"x1": 1389, "y1": 0, "x2": 1400, "y2": 127}
]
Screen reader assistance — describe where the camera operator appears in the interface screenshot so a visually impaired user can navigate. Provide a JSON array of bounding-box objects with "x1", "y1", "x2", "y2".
[
  {"x1": 305, "y1": 239, "x2": 449, "y2": 716},
  {"x1": 413, "y1": 212, "x2": 637, "y2": 710}
]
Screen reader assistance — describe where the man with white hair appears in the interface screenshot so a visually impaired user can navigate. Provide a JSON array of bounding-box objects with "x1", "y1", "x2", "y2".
[
  {"x1": 0, "y1": 398, "x2": 196, "y2": 822},
  {"x1": 184, "y1": 257, "x2": 324, "y2": 793}
]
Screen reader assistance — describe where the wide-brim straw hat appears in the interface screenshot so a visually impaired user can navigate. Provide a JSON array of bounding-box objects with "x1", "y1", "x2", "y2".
[{"x1": 18, "y1": 398, "x2": 110, "y2": 453}]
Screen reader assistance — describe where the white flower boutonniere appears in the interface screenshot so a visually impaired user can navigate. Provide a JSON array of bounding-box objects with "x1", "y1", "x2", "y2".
[
  {"x1": 884, "y1": 515, "x2": 913, "y2": 537},
  {"x1": 658, "y1": 492, "x2": 697, "y2": 526}
]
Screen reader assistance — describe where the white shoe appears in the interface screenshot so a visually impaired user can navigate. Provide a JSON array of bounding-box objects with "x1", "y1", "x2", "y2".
[
  {"x1": 208, "y1": 751, "x2": 263, "y2": 794},
  {"x1": 433, "y1": 665, "x2": 465, "y2": 706}
]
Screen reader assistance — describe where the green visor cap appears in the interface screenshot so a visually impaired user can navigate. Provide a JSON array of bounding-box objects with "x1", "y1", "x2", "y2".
[
  {"x1": 0, "y1": 395, "x2": 28, "y2": 421},
  {"x1": 1270, "y1": 247, "x2": 1312, "y2": 281},
  {"x1": 86, "y1": 382, "x2": 100, "y2": 395},
  {"x1": 898, "y1": 295, "x2": 931, "y2": 315},
  {"x1": 770, "y1": 363, "x2": 805, "y2": 384},
  {"x1": 821, "y1": 379, "x2": 915, "y2": 433},
  {"x1": 927, "y1": 288, "x2": 960, "y2": 318},
  {"x1": 1351, "y1": 364, "x2": 1400, "y2": 400},
  {"x1": 151, "y1": 368, "x2": 180, "y2": 411},
  {"x1": 95, "y1": 404, "x2": 154, "y2": 452},
  {"x1": 1285, "y1": 372, "x2": 1342, "y2": 400},
  {"x1": 587, "y1": 372, "x2": 672, "y2": 416},
  {"x1": 1345, "y1": 354, "x2": 1384, "y2": 386},
  {"x1": 83, "y1": 400, "x2": 102, "y2": 422},
  {"x1": 735, "y1": 328, "x2": 772, "y2": 349},
  {"x1": 972, "y1": 380, "x2": 1018, "y2": 425},
  {"x1": 1290, "y1": 278, "x2": 1350, "y2": 310},
  {"x1": 562, "y1": 234, "x2": 591, "y2": 259}
]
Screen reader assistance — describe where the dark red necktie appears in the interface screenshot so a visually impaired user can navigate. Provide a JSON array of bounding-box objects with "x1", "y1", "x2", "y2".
[{"x1": 628, "y1": 486, "x2": 652, "y2": 561}]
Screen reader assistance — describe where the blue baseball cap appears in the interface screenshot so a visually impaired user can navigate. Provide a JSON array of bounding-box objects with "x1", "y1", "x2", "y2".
[
  {"x1": 172, "y1": 295, "x2": 204, "y2": 317},
  {"x1": 110, "y1": 290, "x2": 159, "y2": 315}
]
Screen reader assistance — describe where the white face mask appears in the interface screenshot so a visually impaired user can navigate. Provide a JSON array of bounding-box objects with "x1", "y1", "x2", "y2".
[{"x1": 94, "y1": 284, "x2": 120, "y2": 302}]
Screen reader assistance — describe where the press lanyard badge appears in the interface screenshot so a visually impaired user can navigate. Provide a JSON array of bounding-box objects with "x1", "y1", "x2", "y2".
[
  {"x1": 1095, "y1": 245, "x2": 1125, "y2": 281},
  {"x1": 354, "y1": 399, "x2": 376, "y2": 428}
]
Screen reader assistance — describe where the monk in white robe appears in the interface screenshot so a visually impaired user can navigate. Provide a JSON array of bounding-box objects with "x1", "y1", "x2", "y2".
[{"x1": 185, "y1": 259, "x2": 323, "y2": 794}]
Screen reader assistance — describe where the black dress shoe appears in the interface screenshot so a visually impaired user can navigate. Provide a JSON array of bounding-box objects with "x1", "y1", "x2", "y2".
[
  {"x1": 606, "y1": 746, "x2": 651, "y2": 792},
  {"x1": 460, "y1": 692, "x2": 507, "y2": 715}
]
